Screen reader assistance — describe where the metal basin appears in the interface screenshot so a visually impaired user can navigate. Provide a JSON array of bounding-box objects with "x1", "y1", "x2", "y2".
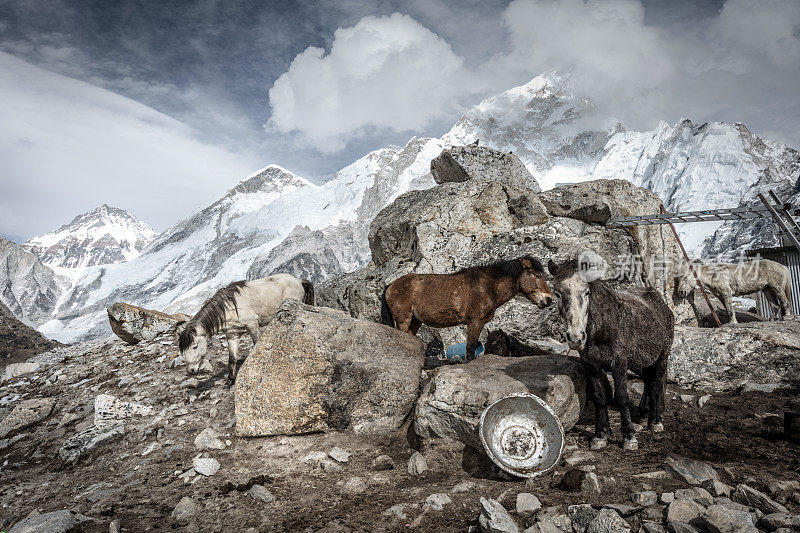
[{"x1": 479, "y1": 393, "x2": 565, "y2": 478}]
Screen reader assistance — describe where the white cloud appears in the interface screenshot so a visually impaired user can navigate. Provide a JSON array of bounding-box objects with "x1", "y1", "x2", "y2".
[
  {"x1": 0, "y1": 51, "x2": 257, "y2": 240},
  {"x1": 267, "y1": 13, "x2": 467, "y2": 152}
]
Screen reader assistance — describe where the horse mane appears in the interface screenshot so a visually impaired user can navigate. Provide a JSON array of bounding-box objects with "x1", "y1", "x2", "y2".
[
  {"x1": 552, "y1": 258, "x2": 581, "y2": 282},
  {"x1": 456, "y1": 256, "x2": 543, "y2": 279},
  {"x1": 178, "y1": 280, "x2": 247, "y2": 351}
]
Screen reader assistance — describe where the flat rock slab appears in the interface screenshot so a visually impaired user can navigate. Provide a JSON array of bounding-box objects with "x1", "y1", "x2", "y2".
[
  {"x1": 0, "y1": 398, "x2": 55, "y2": 438},
  {"x1": 414, "y1": 353, "x2": 585, "y2": 450},
  {"x1": 59, "y1": 423, "x2": 125, "y2": 463},
  {"x1": 107, "y1": 302, "x2": 183, "y2": 345},
  {"x1": 669, "y1": 322, "x2": 800, "y2": 390},
  {"x1": 235, "y1": 299, "x2": 425, "y2": 436},
  {"x1": 9, "y1": 509, "x2": 89, "y2": 533}
]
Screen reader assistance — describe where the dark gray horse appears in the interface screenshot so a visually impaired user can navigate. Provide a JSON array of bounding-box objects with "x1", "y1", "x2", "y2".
[{"x1": 548, "y1": 258, "x2": 675, "y2": 452}]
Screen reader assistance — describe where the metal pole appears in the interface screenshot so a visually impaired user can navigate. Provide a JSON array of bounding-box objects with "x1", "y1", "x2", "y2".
[
  {"x1": 661, "y1": 204, "x2": 722, "y2": 327},
  {"x1": 768, "y1": 190, "x2": 800, "y2": 246},
  {"x1": 758, "y1": 193, "x2": 800, "y2": 252}
]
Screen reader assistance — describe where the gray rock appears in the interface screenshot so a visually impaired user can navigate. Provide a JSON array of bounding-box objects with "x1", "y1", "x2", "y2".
[
  {"x1": 329, "y1": 447, "x2": 351, "y2": 463},
  {"x1": 234, "y1": 300, "x2": 425, "y2": 436},
  {"x1": 109, "y1": 518, "x2": 121, "y2": 533},
  {"x1": 94, "y1": 394, "x2": 152, "y2": 429},
  {"x1": 9, "y1": 510, "x2": 88, "y2": 533},
  {"x1": 194, "y1": 428, "x2": 225, "y2": 451},
  {"x1": 633, "y1": 491, "x2": 658, "y2": 507},
  {"x1": 568, "y1": 504, "x2": 599, "y2": 533},
  {"x1": 733, "y1": 485, "x2": 788, "y2": 514},
  {"x1": 675, "y1": 487, "x2": 714, "y2": 506},
  {"x1": 414, "y1": 354, "x2": 585, "y2": 449},
  {"x1": 643, "y1": 522, "x2": 666, "y2": 533},
  {"x1": 341, "y1": 477, "x2": 367, "y2": 495},
  {"x1": 59, "y1": 423, "x2": 124, "y2": 463},
  {"x1": 664, "y1": 455, "x2": 719, "y2": 486},
  {"x1": 582, "y1": 473, "x2": 602, "y2": 493},
  {"x1": 759, "y1": 513, "x2": 800, "y2": 531},
  {"x1": 540, "y1": 180, "x2": 647, "y2": 224},
  {"x1": 408, "y1": 451, "x2": 428, "y2": 476},
  {"x1": 171, "y1": 496, "x2": 197, "y2": 521},
  {"x1": 426, "y1": 493, "x2": 452, "y2": 511},
  {"x1": 0, "y1": 398, "x2": 55, "y2": 438},
  {"x1": 370, "y1": 454, "x2": 393, "y2": 471},
  {"x1": 668, "y1": 323, "x2": 800, "y2": 390},
  {"x1": 248, "y1": 484, "x2": 275, "y2": 504},
  {"x1": 667, "y1": 499, "x2": 705, "y2": 525},
  {"x1": 603, "y1": 505, "x2": 641, "y2": 518},
  {"x1": 661, "y1": 493, "x2": 676, "y2": 505},
  {"x1": 2, "y1": 362, "x2": 41, "y2": 382},
  {"x1": 702, "y1": 504, "x2": 757, "y2": 533},
  {"x1": 516, "y1": 493, "x2": 542, "y2": 517},
  {"x1": 698, "y1": 395, "x2": 711, "y2": 408},
  {"x1": 430, "y1": 145, "x2": 541, "y2": 192},
  {"x1": 192, "y1": 457, "x2": 220, "y2": 476},
  {"x1": 586, "y1": 508, "x2": 631, "y2": 533},
  {"x1": 479, "y1": 497, "x2": 520, "y2": 533},
  {"x1": 107, "y1": 302, "x2": 182, "y2": 344},
  {"x1": 565, "y1": 450, "x2": 596, "y2": 466},
  {"x1": 703, "y1": 480, "x2": 733, "y2": 498},
  {"x1": 667, "y1": 523, "x2": 700, "y2": 533}
]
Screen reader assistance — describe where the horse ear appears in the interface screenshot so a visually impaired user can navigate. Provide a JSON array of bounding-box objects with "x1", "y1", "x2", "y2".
[
  {"x1": 548, "y1": 259, "x2": 559, "y2": 276},
  {"x1": 519, "y1": 258, "x2": 533, "y2": 269}
]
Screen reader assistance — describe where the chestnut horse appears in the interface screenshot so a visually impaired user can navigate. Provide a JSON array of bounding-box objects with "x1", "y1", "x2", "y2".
[{"x1": 380, "y1": 256, "x2": 552, "y2": 361}]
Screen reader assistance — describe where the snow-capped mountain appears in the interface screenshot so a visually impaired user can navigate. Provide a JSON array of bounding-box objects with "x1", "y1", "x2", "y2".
[
  {"x1": 9, "y1": 71, "x2": 798, "y2": 342},
  {"x1": 0, "y1": 238, "x2": 65, "y2": 326},
  {"x1": 24, "y1": 204, "x2": 156, "y2": 268}
]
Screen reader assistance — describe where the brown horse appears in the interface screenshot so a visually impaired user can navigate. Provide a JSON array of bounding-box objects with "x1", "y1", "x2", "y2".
[{"x1": 380, "y1": 256, "x2": 552, "y2": 361}]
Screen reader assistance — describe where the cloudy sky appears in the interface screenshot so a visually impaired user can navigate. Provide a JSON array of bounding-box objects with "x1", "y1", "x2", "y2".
[{"x1": 1, "y1": 0, "x2": 799, "y2": 241}]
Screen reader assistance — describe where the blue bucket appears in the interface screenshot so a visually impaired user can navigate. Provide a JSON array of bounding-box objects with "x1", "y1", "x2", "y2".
[{"x1": 444, "y1": 341, "x2": 485, "y2": 363}]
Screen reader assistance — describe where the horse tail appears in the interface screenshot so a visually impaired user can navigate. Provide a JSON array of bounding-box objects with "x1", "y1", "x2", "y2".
[
  {"x1": 301, "y1": 279, "x2": 315, "y2": 306},
  {"x1": 380, "y1": 287, "x2": 395, "y2": 327}
]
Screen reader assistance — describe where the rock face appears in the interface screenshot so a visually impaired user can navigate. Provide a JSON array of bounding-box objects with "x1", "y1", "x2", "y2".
[
  {"x1": 247, "y1": 225, "x2": 344, "y2": 283},
  {"x1": 106, "y1": 302, "x2": 184, "y2": 345},
  {"x1": 0, "y1": 238, "x2": 63, "y2": 327},
  {"x1": 235, "y1": 299, "x2": 425, "y2": 436},
  {"x1": 320, "y1": 175, "x2": 685, "y2": 352},
  {"x1": 430, "y1": 144, "x2": 542, "y2": 192},
  {"x1": 0, "y1": 398, "x2": 55, "y2": 438},
  {"x1": 0, "y1": 300, "x2": 58, "y2": 365},
  {"x1": 668, "y1": 321, "x2": 800, "y2": 390},
  {"x1": 414, "y1": 354, "x2": 585, "y2": 449}
]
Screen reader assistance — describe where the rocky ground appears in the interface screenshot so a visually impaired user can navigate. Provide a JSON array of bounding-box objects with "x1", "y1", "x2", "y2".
[
  {"x1": 0, "y1": 301, "x2": 58, "y2": 367},
  {"x1": 1, "y1": 328, "x2": 798, "y2": 533}
]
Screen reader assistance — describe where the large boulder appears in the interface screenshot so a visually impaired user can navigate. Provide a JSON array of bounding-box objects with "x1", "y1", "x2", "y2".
[
  {"x1": 235, "y1": 299, "x2": 425, "y2": 436},
  {"x1": 106, "y1": 302, "x2": 184, "y2": 344},
  {"x1": 430, "y1": 144, "x2": 542, "y2": 192},
  {"x1": 414, "y1": 354, "x2": 585, "y2": 449},
  {"x1": 0, "y1": 398, "x2": 56, "y2": 438},
  {"x1": 668, "y1": 321, "x2": 800, "y2": 390},
  {"x1": 319, "y1": 171, "x2": 686, "y2": 352}
]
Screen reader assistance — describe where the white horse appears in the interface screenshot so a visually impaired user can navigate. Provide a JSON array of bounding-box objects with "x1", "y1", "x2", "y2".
[
  {"x1": 178, "y1": 273, "x2": 314, "y2": 383},
  {"x1": 675, "y1": 259, "x2": 791, "y2": 324}
]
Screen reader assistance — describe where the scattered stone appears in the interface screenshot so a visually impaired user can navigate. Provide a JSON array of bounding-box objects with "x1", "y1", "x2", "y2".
[
  {"x1": 604, "y1": 505, "x2": 642, "y2": 518},
  {"x1": 676, "y1": 487, "x2": 714, "y2": 506},
  {"x1": 192, "y1": 457, "x2": 220, "y2": 476},
  {"x1": 370, "y1": 454, "x2": 393, "y2": 471},
  {"x1": 329, "y1": 446, "x2": 351, "y2": 463},
  {"x1": 248, "y1": 484, "x2": 275, "y2": 504},
  {"x1": 302, "y1": 451, "x2": 328, "y2": 467},
  {"x1": 452, "y1": 480, "x2": 477, "y2": 493},
  {"x1": 194, "y1": 428, "x2": 225, "y2": 451},
  {"x1": 384, "y1": 504, "x2": 408, "y2": 520},
  {"x1": 586, "y1": 508, "x2": 631, "y2": 533},
  {"x1": 698, "y1": 395, "x2": 711, "y2": 408},
  {"x1": 2, "y1": 361, "x2": 40, "y2": 382},
  {"x1": 702, "y1": 504, "x2": 757, "y2": 533},
  {"x1": 479, "y1": 497, "x2": 520, "y2": 533},
  {"x1": 568, "y1": 504, "x2": 600, "y2": 533},
  {"x1": 633, "y1": 491, "x2": 658, "y2": 507},
  {"x1": 680, "y1": 395, "x2": 695, "y2": 404},
  {"x1": 643, "y1": 522, "x2": 666, "y2": 533},
  {"x1": 94, "y1": 393, "x2": 151, "y2": 430},
  {"x1": 733, "y1": 485, "x2": 788, "y2": 514},
  {"x1": 739, "y1": 382, "x2": 784, "y2": 394},
  {"x1": 661, "y1": 493, "x2": 676, "y2": 505},
  {"x1": 0, "y1": 397, "x2": 56, "y2": 438},
  {"x1": 516, "y1": 493, "x2": 542, "y2": 517},
  {"x1": 109, "y1": 518, "x2": 121, "y2": 533},
  {"x1": 321, "y1": 459, "x2": 343, "y2": 473},
  {"x1": 172, "y1": 496, "x2": 198, "y2": 521},
  {"x1": 667, "y1": 499, "x2": 705, "y2": 525},
  {"x1": 59, "y1": 423, "x2": 125, "y2": 463},
  {"x1": 582, "y1": 472, "x2": 602, "y2": 493},
  {"x1": 634, "y1": 471, "x2": 672, "y2": 480},
  {"x1": 341, "y1": 477, "x2": 367, "y2": 495},
  {"x1": 664, "y1": 455, "x2": 719, "y2": 486},
  {"x1": 408, "y1": 451, "x2": 427, "y2": 476},
  {"x1": 426, "y1": 493, "x2": 452, "y2": 511},
  {"x1": 667, "y1": 523, "x2": 700, "y2": 533},
  {"x1": 703, "y1": 480, "x2": 733, "y2": 498},
  {"x1": 556, "y1": 469, "x2": 587, "y2": 492},
  {"x1": 565, "y1": 450, "x2": 596, "y2": 466},
  {"x1": 8, "y1": 510, "x2": 89, "y2": 533},
  {"x1": 759, "y1": 513, "x2": 800, "y2": 531}
]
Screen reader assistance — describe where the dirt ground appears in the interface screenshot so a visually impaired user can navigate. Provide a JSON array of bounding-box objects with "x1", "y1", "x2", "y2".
[{"x1": 0, "y1": 334, "x2": 798, "y2": 532}]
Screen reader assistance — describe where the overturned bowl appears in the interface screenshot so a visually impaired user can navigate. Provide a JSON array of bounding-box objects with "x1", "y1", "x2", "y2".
[{"x1": 479, "y1": 393, "x2": 565, "y2": 478}]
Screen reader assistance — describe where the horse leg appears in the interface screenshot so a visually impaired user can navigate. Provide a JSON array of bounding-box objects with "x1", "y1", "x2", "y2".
[
  {"x1": 612, "y1": 366, "x2": 637, "y2": 451},
  {"x1": 584, "y1": 362, "x2": 611, "y2": 450},
  {"x1": 718, "y1": 290, "x2": 737, "y2": 324},
  {"x1": 465, "y1": 319, "x2": 486, "y2": 362},
  {"x1": 768, "y1": 284, "x2": 790, "y2": 320},
  {"x1": 409, "y1": 317, "x2": 422, "y2": 336},
  {"x1": 226, "y1": 334, "x2": 239, "y2": 386},
  {"x1": 643, "y1": 357, "x2": 667, "y2": 432}
]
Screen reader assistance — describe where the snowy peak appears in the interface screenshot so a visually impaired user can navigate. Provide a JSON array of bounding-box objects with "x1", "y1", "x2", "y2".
[
  {"x1": 24, "y1": 204, "x2": 156, "y2": 268},
  {"x1": 226, "y1": 165, "x2": 312, "y2": 198}
]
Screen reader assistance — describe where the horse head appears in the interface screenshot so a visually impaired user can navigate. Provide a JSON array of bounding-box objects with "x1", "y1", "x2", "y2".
[
  {"x1": 548, "y1": 258, "x2": 590, "y2": 350},
  {"x1": 178, "y1": 323, "x2": 209, "y2": 375},
  {"x1": 517, "y1": 256, "x2": 552, "y2": 308}
]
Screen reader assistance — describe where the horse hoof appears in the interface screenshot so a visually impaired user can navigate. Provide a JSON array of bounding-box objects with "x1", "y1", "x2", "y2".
[
  {"x1": 590, "y1": 438, "x2": 608, "y2": 450},
  {"x1": 623, "y1": 438, "x2": 639, "y2": 452},
  {"x1": 650, "y1": 422, "x2": 664, "y2": 433}
]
